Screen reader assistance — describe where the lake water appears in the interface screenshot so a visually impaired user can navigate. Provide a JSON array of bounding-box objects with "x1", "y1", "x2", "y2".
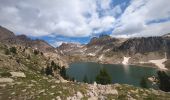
[{"x1": 66, "y1": 62, "x2": 158, "y2": 88}]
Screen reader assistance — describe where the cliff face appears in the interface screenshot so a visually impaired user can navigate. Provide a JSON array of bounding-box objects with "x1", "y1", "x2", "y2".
[{"x1": 118, "y1": 37, "x2": 165, "y2": 54}]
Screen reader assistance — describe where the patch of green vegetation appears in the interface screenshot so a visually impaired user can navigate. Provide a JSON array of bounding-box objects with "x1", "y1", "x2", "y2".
[
  {"x1": 140, "y1": 77, "x2": 148, "y2": 88},
  {"x1": 83, "y1": 75, "x2": 88, "y2": 83},
  {"x1": 4, "y1": 48, "x2": 10, "y2": 55},
  {"x1": 157, "y1": 70, "x2": 170, "y2": 92},
  {"x1": 96, "y1": 68, "x2": 111, "y2": 85},
  {"x1": 0, "y1": 72, "x2": 12, "y2": 77},
  {"x1": 117, "y1": 94, "x2": 127, "y2": 100},
  {"x1": 60, "y1": 66, "x2": 67, "y2": 79},
  {"x1": 9, "y1": 47, "x2": 17, "y2": 54},
  {"x1": 33, "y1": 50, "x2": 39, "y2": 55}
]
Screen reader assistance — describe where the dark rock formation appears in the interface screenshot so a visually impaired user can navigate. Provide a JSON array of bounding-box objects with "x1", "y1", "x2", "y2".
[{"x1": 118, "y1": 37, "x2": 165, "y2": 54}]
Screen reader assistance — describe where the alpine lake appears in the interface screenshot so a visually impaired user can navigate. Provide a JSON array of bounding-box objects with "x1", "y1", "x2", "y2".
[{"x1": 66, "y1": 62, "x2": 159, "y2": 88}]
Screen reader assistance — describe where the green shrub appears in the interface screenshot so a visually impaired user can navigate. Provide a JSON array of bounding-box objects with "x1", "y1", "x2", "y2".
[
  {"x1": 10, "y1": 47, "x2": 17, "y2": 54},
  {"x1": 0, "y1": 72, "x2": 12, "y2": 77},
  {"x1": 96, "y1": 68, "x2": 111, "y2": 85},
  {"x1": 83, "y1": 75, "x2": 88, "y2": 83},
  {"x1": 4, "y1": 49, "x2": 10, "y2": 55},
  {"x1": 34, "y1": 50, "x2": 39, "y2": 55},
  {"x1": 40, "y1": 52, "x2": 43, "y2": 55},
  {"x1": 157, "y1": 71, "x2": 170, "y2": 92},
  {"x1": 45, "y1": 65, "x2": 53, "y2": 76},
  {"x1": 140, "y1": 77, "x2": 148, "y2": 88},
  {"x1": 60, "y1": 66, "x2": 67, "y2": 79},
  {"x1": 51, "y1": 61, "x2": 60, "y2": 70}
]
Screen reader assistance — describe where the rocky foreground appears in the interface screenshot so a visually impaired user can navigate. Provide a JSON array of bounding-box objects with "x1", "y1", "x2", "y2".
[{"x1": 0, "y1": 71, "x2": 170, "y2": 100}]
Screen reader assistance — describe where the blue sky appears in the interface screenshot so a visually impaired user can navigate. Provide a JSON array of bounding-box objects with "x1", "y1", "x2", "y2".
[{"x1": 0, "y1": 0, "x2": 170, "y2": 47}]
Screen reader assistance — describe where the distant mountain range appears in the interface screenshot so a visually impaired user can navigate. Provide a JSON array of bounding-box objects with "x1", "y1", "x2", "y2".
[{"x1": 57, "y1": 31, "x2": 170, "y2": 70}]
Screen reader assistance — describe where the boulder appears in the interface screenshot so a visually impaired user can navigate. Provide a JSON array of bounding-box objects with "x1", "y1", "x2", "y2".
[
  {"x1": 10, "y1": 72, "x2": 26, "y2": 77},
  {"x1": 0, "y1": 78, "x2": 14, "y2": 83}
]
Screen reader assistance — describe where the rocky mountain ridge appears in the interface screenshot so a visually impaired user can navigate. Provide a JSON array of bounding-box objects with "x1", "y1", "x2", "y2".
[
  {"x1": 0, "y1": 26, "x2": 55, "y2": 53},
  {"x1": 0, "y1": 26, "x2": 68, "y2": 68},
  {"x1": 57, "y1": 34, "x2": 170, "y2": 70}
]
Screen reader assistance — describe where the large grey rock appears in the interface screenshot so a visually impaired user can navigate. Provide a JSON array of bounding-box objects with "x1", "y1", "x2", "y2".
[
  {"x1": 10, "y1": 72, "x2": 26, "y2": 77},
  {"x1": 0, "y1": 78, "x2": 14, "y2": 83}
]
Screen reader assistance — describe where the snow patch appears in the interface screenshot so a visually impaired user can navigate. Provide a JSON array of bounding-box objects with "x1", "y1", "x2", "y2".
[
  {"x1": 122, "y1": 57, "x2": 131, "y2": 65},
  {"x1": 99, "y1": 55, "x2": 103, "y2": 61},
  {"x1": 149, "y1": 53, "x2": 168, "y2": 70},
  {"x1": 149, "y1": 58, "x2": 167, "y2": 70}
]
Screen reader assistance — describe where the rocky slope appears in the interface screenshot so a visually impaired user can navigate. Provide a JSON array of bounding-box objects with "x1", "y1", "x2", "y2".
[
  {"x1": 0, "y1": 26, "x2": 55, "y2": 53},
  {"x1": 0, "y1": 26, "x2": 67, "y2": 67},
  {"x1": 118, "y1": 37, "x2": 165, "y2": 54}
]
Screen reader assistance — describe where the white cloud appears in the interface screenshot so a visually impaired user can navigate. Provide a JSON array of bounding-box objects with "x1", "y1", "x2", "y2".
[
  {"x1": 1, "y1": 0, "x2": 169, "y2": 39},
  {"x1": 98, "y1": 0, "x2": 112, "y2": 10},
  {"x1": 89, "y1": 15, "x2": 115, "y2": 34},
  {"x1": 0, "y1": 0, "x2": 115, "y2": 37},
  {"x1": 112, "y1": 0, "x2": 170, "y2": 37},
  {"x1": 110, "y1": 5, "x2": 122, "y2": 17}
]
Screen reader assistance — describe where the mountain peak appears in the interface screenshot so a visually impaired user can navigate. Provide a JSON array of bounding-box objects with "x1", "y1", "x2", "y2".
[{"x1": 87, "y1": 35, "x2": 116, "y2": 46}]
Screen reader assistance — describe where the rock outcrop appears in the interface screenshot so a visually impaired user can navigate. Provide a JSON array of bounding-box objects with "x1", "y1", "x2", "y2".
[
  {"x1": 0, "y1": 26, "x2": 55, "y2": 53},
  {"x1": 118, "y1": 37, "x2": 165, "y2": 54}
]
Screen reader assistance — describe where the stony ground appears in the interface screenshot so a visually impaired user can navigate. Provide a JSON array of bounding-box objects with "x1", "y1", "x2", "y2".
[{"x1": 0, "y1": 70, "x2": 170, "y2": 100}]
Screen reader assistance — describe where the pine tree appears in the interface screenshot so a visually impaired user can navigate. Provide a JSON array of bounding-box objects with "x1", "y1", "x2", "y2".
[
  {"x1": 83, "y1": 75, "x2": 88, "y2": 83},
  {"x1": 95, "y1": 68, "x2": 111, "y2": 85},
  {"x1": 60, "y1": 66, "x2": 66, "y2": 79},
  {"x1": 45, "y1": 65, "x2": 53, "y2": 76},
  {"x1": 140, "y1": 77, "x2": 148, "y2": 88},
  {"x1": 157, "y1": 71, "x2": 170, "y2": 92}
]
